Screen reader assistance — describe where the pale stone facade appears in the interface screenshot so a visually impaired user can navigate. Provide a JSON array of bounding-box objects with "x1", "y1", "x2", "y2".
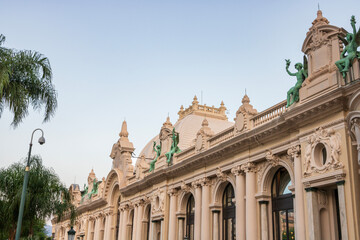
[{"x1": 53, "y1": 11, "x2": 360, "y2": 240}]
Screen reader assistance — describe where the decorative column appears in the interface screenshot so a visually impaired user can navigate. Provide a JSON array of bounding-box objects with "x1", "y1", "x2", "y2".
[
  {"x1": 242, "y1": 162, "x2": 258, "y2": 240},
  {"x1": 136, "y1": 201, "x2": 144, "y2": 240},
  {"x1": 259, "y1": 201, "x2": 269, "y2": 240},
  {"x1": 231, "y1": 165, "x2": 246, "y2": 240},
  {"x1": 159, "y1": 219, "x2": 164, "y2": 240},
  {"x1": 305, "y1": 187, "x2": 321, "y2": 240},
  {"x1": 86, "y1": 218, "x2": 92, "y2": 240},
  {"x1": 132, "y1": 205, "x2": 139, "y2": 240},
  {"x1": 178, "y1": 217, "x2": 185, "y2": 240},
  {"x1": 192, "y1": 180, "x2": 202, "y2": 240},
  {"x1": 120, "y1": 207, "x2": 129, "y2": 240},
  {"x1": 337, "y1": 180, "x2": 349, "y2": 240},
  {"x1": 103, "y1": 210, "x2": 113, "y2": 240},
  {"x1": 200, "y1": 178, "x2": 210, "y2": 240},
  {"x1": 168, "y1": 188, "x2": 178, "y2": 240},
  {"x1": 93, "y1": 215, "x2": 100, "y2": 240},
  {"x1": 288, "y1": 145, "x2": 306, "y2": 240},
  {"x1": 212, "y1": 210, "x2": 220, "y2": 240}
]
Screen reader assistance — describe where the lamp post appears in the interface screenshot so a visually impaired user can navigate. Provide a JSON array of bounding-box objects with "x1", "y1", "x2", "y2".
[
  {"x1": 15, "y1": 128, "x2": 45, "y2": 240},
  {"x1": 68, "y1": 226, "x2": 76, "y2": 240}
]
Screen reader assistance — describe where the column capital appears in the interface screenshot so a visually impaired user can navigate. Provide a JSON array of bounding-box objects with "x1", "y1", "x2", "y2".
[
  {"x1": 241, "y1": 162, "x2": 257, "y2": 173},
  {"x1": 287, "y1": 145, "x2": 301, "y2": 158},
  {"x1": 191, "y1": 179, "x2": 202, "y2": 189},
  {"x1": 181, "y1": 181, "x2": 191, "y2": 192},
  {"x1": 231, "y1": 165, "x2": 244, "y2": 176},
  {"x1": 258, "y1": 200, "x2": 269, "y2": 204},
  {"x1": 199, "y1": 177, "x2": 211, "y2": 186},
  {"x1": 167, "y1": 187, "x2": 178, "y2": 196},
  {"x1": 336, "y1": 180, "x2": 345, "y2": 186}
]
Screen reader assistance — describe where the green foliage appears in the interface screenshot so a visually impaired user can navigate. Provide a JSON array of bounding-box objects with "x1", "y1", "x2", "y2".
[
  {"x1": 0, "y1": 34, "x2": 57, "y2": 127},
  {"x1": 0, "y1": 156, "x2": 75, "y2": 240}
]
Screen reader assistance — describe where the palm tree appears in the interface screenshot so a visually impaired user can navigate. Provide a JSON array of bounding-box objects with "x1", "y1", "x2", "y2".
[
  {"x1": 0, "y1": 156, "x2": 76, "y2": 239},
  {"x1": 0, "y1": 34, "x2": 57, "y2": 127}
]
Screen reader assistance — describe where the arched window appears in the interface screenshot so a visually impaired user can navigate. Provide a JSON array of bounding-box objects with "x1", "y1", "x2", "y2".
[
  {"x1": 116, "y1": 197, "x2": 121, "y2": 240},
  {"x1": 185, "y1": 194, "x2": 195, "y2": 240},
  {"x1": 223, "y1": 183, "x2": 236, "y2": 240},
  {"x1": 271, "y1": 168, "x2": 294, "y2": 240}
]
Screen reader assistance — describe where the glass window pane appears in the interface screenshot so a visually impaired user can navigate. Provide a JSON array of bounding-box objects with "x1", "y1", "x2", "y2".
[
  {"x1": 279, "y1": 210, "x2": 287, "y2": 239},
  {"x1": 288, "y1": 210, "x2": 295, "y2": 240}
]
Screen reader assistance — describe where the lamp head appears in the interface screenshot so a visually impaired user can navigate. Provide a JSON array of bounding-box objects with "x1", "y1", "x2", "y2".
[{"x1": 38, "y1": 136, "x2": 45, "y2": 145}]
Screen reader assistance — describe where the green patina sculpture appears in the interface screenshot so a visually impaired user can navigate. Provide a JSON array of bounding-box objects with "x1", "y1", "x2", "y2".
[
  {"x1": 165, "y1": 128, "x2": 181, "y2": 166},
  {"x1": 285, "y1": 56, "x2": 308, "y2": 108},
  {"x1": 149, "y1": 141, "x2": 161, "y2": 172},
  {"x1": 87, "y1": 179, "x2": 99, "y2": 199},
  {"x1": 80, "y1": 184, "x2": 88, "y2": 203},
  {"x1": 335, "y1": 15, "x2": 360, "y2": 80}
]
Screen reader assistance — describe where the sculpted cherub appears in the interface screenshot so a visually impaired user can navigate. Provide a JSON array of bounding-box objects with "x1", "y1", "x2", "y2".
[
  {"x1": 165, "y1": 128, "x2": 181, "y2": 165},
  {"x1": 149, "y1": 141, "x2": 161, "y2": 172},
  {"x1": 285, "y1": 56, "x2": 308, "y2": 108},
  {"x1": 335, "y1": 15, "x2": 360, "y2": 80}
]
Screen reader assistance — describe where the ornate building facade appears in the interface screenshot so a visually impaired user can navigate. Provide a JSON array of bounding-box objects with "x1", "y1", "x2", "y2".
[{"x1": 53, "y1": 11, "x2": 360, "y2": 240}]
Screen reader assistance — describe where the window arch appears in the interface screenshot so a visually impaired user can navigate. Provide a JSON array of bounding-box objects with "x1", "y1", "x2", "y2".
[
  {"x1": 271, "y1": 167, "x2": 294, "y2": 240},
  {"x1": 185, "y1": 194, "x2": 195, "y2": 240},
  {"x1": 223, "y1": 183, "x2": 236, "y2": 240}
]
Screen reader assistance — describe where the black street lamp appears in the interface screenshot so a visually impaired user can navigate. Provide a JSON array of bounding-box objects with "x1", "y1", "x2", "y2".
[
  {"x1": 15, "y1": 128, "x2": 45, "y2": 240},
  {"x1": 68, "y1": 226, "x2": 76, "y2": 240}
]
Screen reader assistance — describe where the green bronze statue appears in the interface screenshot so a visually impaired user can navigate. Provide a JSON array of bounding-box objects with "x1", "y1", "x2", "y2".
[
  {"x1": 149, "y1": 141, "x2": 161, "y2": 172},
  {"x1": 87, "y1": 179, "x2": 99, "y2": 199},
  {"x1": 285, "y1": 56, "x2": 308, "y2": 108},
  {"x1": 80, "y1": 184, "x2": 88, "y2": 203},
  {"x1": 165, "y1": 128, "x2": 181, "y2": 166},
  {"x1": 335, "y1": 15, "x2": 360, "y2": 81}
]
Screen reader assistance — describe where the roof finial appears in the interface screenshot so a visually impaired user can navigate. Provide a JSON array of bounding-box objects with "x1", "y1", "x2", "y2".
[
  {"x1": 245, "y1": 88, "x2": 247, "y2": 95},
  {"x1": 119, "y1": 120, "x2": 129, "y2": 139},
  {"x1": 318, "y1": 3, "x2": 320, "y2": 11}
]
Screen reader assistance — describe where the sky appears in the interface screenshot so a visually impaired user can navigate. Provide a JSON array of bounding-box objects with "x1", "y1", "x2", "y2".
[{"x1": 1, "y1": 0, "x2": 360, "y2": 188}]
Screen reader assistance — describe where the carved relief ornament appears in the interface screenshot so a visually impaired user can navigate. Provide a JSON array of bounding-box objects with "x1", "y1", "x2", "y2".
[
  {"x1": 349, "y1": 117, "x2": 360, "y2": 165},
  {"x1": 265, "y1": 150, "x2": 280, "y2": 167},
  {"x1": 216, "y1": 167, "x2": 227, "y2": 182},
  {"x1": 241, "y1": 162, "x2": 257, "y2": 173},
  {"x1": 303, "y1": 127, "x2": 343, "y2": 176}
]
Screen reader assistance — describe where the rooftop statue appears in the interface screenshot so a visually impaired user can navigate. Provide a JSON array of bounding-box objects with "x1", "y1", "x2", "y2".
[
  {"x1": 285, "y1": 56, "x2": 308, "y2": 107},
  {"x1": 87, "y1": 178, "x2": 99, "y2": 199},
  {"x1": 335, "y1": 15, "x2": 360, "y2": 80},
  {"x1": 149, "y1": 141, "x2": 161, "y2": 172},
  {"x1": 80, "y1": 184, "x2": 88, "y2": 203},
  {"x1": 166, "y1": 128, "x2": 181, "y2": 166}
]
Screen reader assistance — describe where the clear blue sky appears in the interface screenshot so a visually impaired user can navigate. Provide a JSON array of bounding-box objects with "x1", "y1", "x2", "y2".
[{"x1": 1, "y1": 0, "x2": 359, "y2": 187}]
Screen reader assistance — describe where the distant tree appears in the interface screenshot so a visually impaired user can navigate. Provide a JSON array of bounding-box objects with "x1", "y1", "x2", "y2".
[
  {"x1": 0, "y1": 156, "x2": 75, "y2": 240},
  {"x1": 0, "y1": 34, "x2": 57, "y2": 127}
]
